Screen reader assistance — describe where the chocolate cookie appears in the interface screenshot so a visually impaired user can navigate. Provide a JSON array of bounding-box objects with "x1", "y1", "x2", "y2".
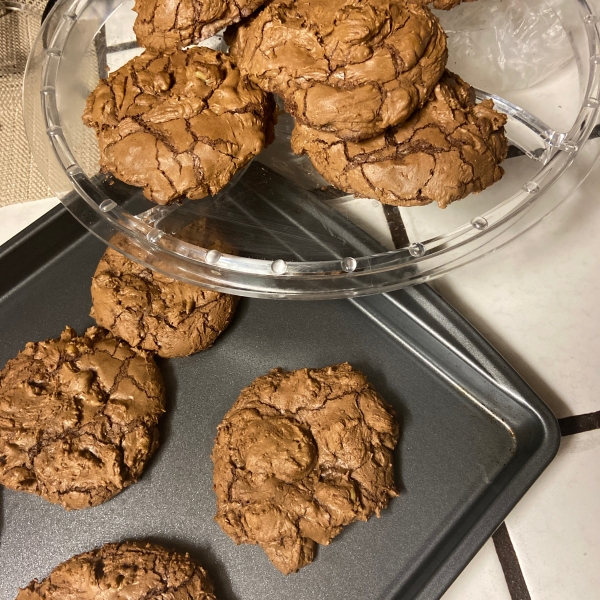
[
  {"x1": 133, "y1": 0, "x2": 267, "y2": 52},
  {"x1": 91, "y1": 247, "x2": 238, "y2": 358},
  {"x1": 227, "y1": 0, "x2": 447, "y2": 141},
  {"x1": 212, "y1": 363, "x2": 399, "y2": 574},
  {"x1": 176, "y1": 215, "x2": 237, "y2": 255},
  {"x1": 16, "y1": 541, "x2": 216, "y2": 599},
  {"x1": 0, "y1": 327, "x2": 165, "y2": 510},
  {"x1": 291, "y1": 71, "x2": 508, "y2": 208},
  {"x1": 82, "y1": 47, "x2": 276, "y2": 205}
]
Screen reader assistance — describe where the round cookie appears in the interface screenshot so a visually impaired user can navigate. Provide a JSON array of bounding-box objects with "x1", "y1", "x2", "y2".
[
  {"x1": 0, "y1": 326, "x2": 165, "y2": 510},
  {"x1": 82, "y1": 47, "x2": 276, "y2": 205},
  {"x1": 227, "y1": 0, "x2": 447, "y2": 141},
  {"x1": 91, "y1": 246, "x2": 238, "y2": 358},
  {"x1": 133, "y1": 0, "x2": 267, "y2": 52},
  {"x1": 291, "y1": 71, "x2": 508, "y2": 209},
  {"x1": 212, "y1": 362, "x2": 399, "y2": 574},
  {"x1": 16, "y1": 541, "x2": 216, "y2": 600}
]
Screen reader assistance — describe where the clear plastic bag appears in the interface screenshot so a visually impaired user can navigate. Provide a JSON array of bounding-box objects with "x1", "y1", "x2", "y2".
[{"x1": 434, "y1": 0, "x2": 575, "y2": 93}]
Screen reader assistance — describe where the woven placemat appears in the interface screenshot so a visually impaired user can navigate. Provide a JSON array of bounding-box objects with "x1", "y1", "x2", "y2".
[{"x1": 0, "y1": 1, "x2": 52, "y2": 206}]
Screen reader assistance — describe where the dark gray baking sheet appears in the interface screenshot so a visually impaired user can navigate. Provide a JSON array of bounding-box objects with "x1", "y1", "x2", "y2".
[{"x1": 0, "y1": 205, "x2": 559, "y2": 600}]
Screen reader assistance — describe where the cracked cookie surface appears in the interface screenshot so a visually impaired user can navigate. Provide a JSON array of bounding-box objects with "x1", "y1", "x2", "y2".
[
  {"x1": 133, "y1": 0, "x2": 267, "y2": 52},
  {"x1": 227, "y1": 0, "x2": 447, "y2": 141},
  {"x1": 16, "y1": 541, "x2": 216, "y2": 600},
  {"x1": 212, "y1": 362, "x2": 399, "y2": 574},
  {"x1": 0, "y1": 326, "x2": 165, "y2": 510},
  {"x1": 291, "y1": 71, "x2": 508, "y2": 208},
  {"x1": 91, "y1": 247, "x2": 238, "y2": 358},
  {"x1": 83, "y1": 47, "x2": 276, "y2": 205}
]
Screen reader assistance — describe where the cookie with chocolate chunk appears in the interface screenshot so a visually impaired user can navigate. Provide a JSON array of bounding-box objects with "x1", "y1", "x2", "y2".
[
  {"x1": 227, "y1": 0, "x2": 447, "y2": 141},
  {"x1": 212, "y1": 362, "x2": 399, "y2": 574},
  {"x1": 16, "y1": 541, "x2": 216, "y2": 599},
  {"x1": 133, "y1": 0, "x2": 267, "y2": 52},
  {"x1": 91, "y1": 246, "x2": 238, "y2": 358},
  {"x1": 291, "y1": 71, "x2": 508, "y2": 208},
  {"x1": 0, "y1": 326, "x2": 165, "y2": 510},
  {"x1": 82, "y1": 47, "x2": 276, "y2": 205}
]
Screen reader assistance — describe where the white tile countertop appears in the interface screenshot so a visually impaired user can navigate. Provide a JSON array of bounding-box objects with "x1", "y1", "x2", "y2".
[
  {"x1": 3, "y1": 151, "x2": 600, "y2": 599},
  {"x1": 431, "y1": 160, "x2": 600, "y2": 599}
]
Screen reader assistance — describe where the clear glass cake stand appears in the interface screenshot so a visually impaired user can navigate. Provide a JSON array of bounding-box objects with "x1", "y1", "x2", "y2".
[{"x1": 23, "y1": 0, "x2": 600, "y2": 298}]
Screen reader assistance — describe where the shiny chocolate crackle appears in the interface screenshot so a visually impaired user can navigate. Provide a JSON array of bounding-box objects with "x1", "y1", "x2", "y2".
[
  {"x1": 83, "y1": 47, "x2": 276, "y2": 205},
  {"x1": 212, "y1": 362, "x2": 400, "y2": 574},
  {"x1": 0, "y1": 326, "x2": 165, "y2": 509}
]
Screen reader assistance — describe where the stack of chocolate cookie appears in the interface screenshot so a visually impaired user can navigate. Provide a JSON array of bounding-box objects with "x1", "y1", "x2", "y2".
[
  {"x1": 227, "y1": 0, "x2": 509, "y2": 209},
  {"x1": 84, "y1": 0, "x2": 508, "y2": 210}
]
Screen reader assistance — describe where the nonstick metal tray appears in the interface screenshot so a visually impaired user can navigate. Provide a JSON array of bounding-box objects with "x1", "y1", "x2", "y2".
[{"x1": 0, "y1": 201, "x2": 559, "y2": 600}]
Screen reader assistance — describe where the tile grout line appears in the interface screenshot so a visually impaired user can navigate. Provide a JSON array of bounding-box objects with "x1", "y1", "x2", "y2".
[
  {"x1": 487, "y1": 405, "x2": 599, "y2": 600},
  {"x1": 106, "y1": 40, "x2": 140, "y2": 55},
  {"x1": 381, "y1": 190, "x2": 591, "y2": 600},
  {"x1": 383, "y1": 205, "x2": 410, "y2": 248},
  {"x1": 558, "y1": 410, "x2": 600, "y2": 436},
  {"x1": 94, "y1": 25, "x2": 108, "y2": 78},
  {"x1": 492, "y1": 523, "x2": 532, "y2": 600}
]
